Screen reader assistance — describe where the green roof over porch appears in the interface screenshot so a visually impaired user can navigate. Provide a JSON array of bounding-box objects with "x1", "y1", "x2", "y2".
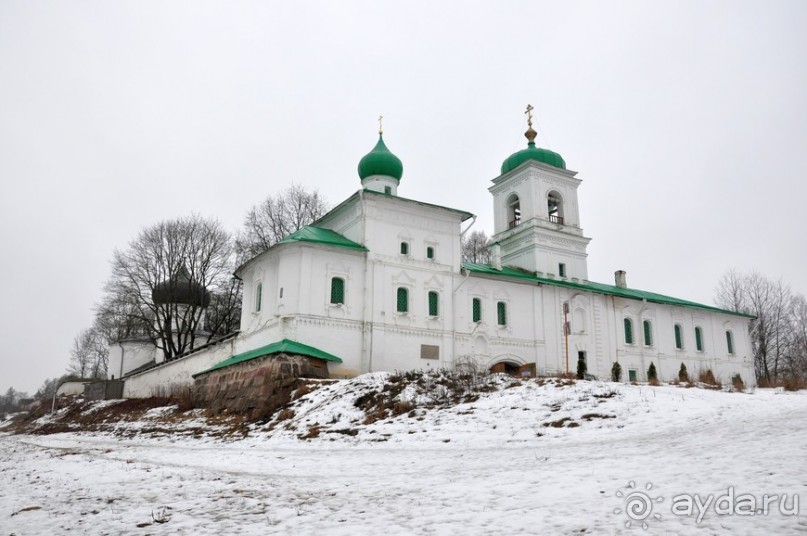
[
  {"x1": 279, "y1": 226, "x2": 367, "y2": 251},
  {"x1": 193, "y1": 339, "x2": 344, "y2": 377}
]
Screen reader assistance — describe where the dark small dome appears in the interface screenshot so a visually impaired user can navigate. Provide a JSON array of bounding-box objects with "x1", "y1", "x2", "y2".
[{"x1": 152, "y1": 266, "x2": 211, "y2": 307}]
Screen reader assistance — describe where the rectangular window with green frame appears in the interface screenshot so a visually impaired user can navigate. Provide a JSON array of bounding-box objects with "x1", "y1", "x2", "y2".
[
  {"x1": 428, "y1": 291, "x2": 439, "y2": 317},
  {"x1": 497, "y1": 301, "x2": 507, "y2": 326},
  {"x1": 255, "y1": 283, "x2": 262, "y2": 313},
  {"x1": 330, "y1": 277, "x2": 345, "y2": 305},
  {"x1": 396, "y1": 287, "x2": 409, "y2": 313},
  {"x1": 472, "y1": 297, "x2": 482, "y2": 323},
  {"x1": 726, "y1": 330, "x2": 734, "y2": 355},
  {"x1": 674, "y1": 324, "x2": 683, "y2": 349},
  {"x1": 695, "y1": 326, "x2": 704, "y2": 352}
]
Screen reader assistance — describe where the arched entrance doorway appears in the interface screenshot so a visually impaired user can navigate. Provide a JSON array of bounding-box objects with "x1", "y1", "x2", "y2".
[{"x1": 489, "y1": 361, "x2": 522, "y2": 375}]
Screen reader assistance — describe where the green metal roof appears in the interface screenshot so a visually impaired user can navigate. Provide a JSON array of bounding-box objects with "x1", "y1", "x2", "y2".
[
  {"x1": 193, "y1": 339, "x2": 344, "y2": 377},
  {"x1": 501, "y1": 141, "x2": 566, "y2": 173},
  {"x1": 462, "y1": 262, "x2": 754, "y2": 318},
  {"x1": 358, "y1": 135, "x2": 403, "y2": 181},
  {"x1": 279, "y1": 226, "x2": 368, "y2": 251}
]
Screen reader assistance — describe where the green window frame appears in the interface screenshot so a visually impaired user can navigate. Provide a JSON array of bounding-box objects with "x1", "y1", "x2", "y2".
[
  {"x1": 426, "y1": 246, "x2": 434, "y2": 259},
  {"x1": 396, "y1": 287, "x2": 409, "y2": 313},
  {"x1": 400, "y1": 242, "x2": 409, "y2": 255},
  {"x1": 628, "y1": 369, "x2": 637, "y2": 382},
  {"x1": 558, "y1": 263, "x2": 566, "y2": 278},
  {"x1": 497, "y1": 301, "x2": 507, "y2": 326},
  {"x1": 384, "y1": 186, "x2": 391, "y2": 195},
  {"x1": 255, "y1": 283, "x2": 262, "y2": 313},
  {"x1": 695, "y1": 326, "x2": 704, "y2": 352},
  {"x1": 674, "y1": 324, "x2": 683, "y2": 350},
  {"x1": 472, "y1": 298, "x2": 482, "y2": 323},
  {"x1": 726, "y1": 330, "x2": 734, "y2": 355},
  {"x1": 330, "y1": 277, "x2": 345, "y2": 305},
  {"x1": 428, "y1": 291, "x2": 439, "y2": 317},
  {"x1": 624, "y1": 318, "x2": 634, "y2": 344},
  {"x1": 643, "y1": 320, "x2": 653, "y2": 347}
]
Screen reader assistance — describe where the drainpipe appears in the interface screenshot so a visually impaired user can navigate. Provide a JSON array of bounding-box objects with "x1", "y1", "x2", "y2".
[{"x1": 118, "y1": 342, "x2": 125, "y2": 379}]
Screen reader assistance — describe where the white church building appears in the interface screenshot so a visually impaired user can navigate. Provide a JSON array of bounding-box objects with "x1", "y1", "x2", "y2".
[{"x1": 112, "y1": 114, "x2": 755, "y2": 396}]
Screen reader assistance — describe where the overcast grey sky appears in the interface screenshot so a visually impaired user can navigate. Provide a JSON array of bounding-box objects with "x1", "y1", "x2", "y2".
[{"x1": 2, "y1": 1, "x2": 805, "y2": 394}]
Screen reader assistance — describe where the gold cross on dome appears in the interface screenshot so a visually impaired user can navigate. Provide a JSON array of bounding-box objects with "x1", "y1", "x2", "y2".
[
  {"x1": 378, "y1": 114, "x2": 383, "y2": 135},
  {"x1": 525, "y1": 104, "x2": 534, "y2": 128}
]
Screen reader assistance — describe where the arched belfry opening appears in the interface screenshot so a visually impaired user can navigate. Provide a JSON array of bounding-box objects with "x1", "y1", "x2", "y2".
[
  {"x1": 547, "y1": 191, "x2": 564, "y2": 224},
  {"x1": 507, "y1": 194, "x2": 521, "y2": 228}
]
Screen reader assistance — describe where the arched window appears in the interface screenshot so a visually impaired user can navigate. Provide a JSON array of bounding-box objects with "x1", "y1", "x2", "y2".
[
  {"x1": 547, "y1": 191, "x2": 564, "y2": 224},
  {"x1": 472, "y1": 298, "x2": 482, "y2": 323},
  {"x1": 330, "y1": 277, "x2": 345, "y2": 305},
  {"x1": 643, "y1": 320, "x2": 653, "y2": 346},
  {"x1": 255, "y1": 283, "x2": 262, "y2": 313},
  {"x1": 428, "y1": 291, "x2": 439, "y2": 317},
  {"x1": 497, "y1": 301, "x2": 507, "y2": 326},
  {"x1": 726, "y1": 330, "x2": 734, "y2": 355},
  {"x1": 396, "y1": 287, "x2": 409, "y2": 313},
  {"x1": 400, "y1": 242, "x2": 409, "y2": 255},
  {"x1": 695, "y1": 326, "x2": 704, "y2": 352},
  {"x1": 674, "y1": 324, "x2": 683, "y2": 350},
  {"x1": 624, "y1": 318, "x2": 634, "y2": 344},
  {"x1": 507, "y1": 194, "x2": 521, "y2": 228}
]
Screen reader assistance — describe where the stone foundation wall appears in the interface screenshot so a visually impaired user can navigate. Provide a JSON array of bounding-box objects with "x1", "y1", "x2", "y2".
[{"x1": 193, "y1": 353, "x2": 328, "y2": 417}]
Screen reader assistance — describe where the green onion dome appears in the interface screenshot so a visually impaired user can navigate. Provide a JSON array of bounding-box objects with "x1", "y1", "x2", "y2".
[
  {"x1": 358, "y1": 135, "x2": 403, "y2": 182},
  {"x1": 501, "y1": 127, "x2": 566, "y2": 173}
]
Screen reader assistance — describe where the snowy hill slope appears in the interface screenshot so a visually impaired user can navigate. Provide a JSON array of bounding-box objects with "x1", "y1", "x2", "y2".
[{"x1": 1, "y1": 375, "x2": 806, "y2": 535}]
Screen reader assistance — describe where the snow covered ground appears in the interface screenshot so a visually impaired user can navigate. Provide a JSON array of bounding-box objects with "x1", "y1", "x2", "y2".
[{"x1": 2, "y1": 377, "x2": 806, "y2": 535}]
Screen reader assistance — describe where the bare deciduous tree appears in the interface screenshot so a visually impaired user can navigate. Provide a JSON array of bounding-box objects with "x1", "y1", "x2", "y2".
[
  {"x1": 105, "y1": 214, "x2": 239, "y2": 362},
  {"x1": 236, "y1": 184, "x2": 328, "y2": 261},
  {"x1": 715, "y1": 270, "x2": 805, "y2": 383},
  {"x1": 462, "y1": 230, "x2": 491, "y2": 264},
  {"x1": 67, "y1": 328, "x2": 109, "y2": 379}
]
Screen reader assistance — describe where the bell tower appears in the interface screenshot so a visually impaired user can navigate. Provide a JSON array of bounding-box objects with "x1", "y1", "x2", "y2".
[{"x1": 489, "y1": 106, "x2": 591, "y2": 280}]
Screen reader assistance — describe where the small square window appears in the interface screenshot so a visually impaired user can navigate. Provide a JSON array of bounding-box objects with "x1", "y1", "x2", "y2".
[
  {"x1": 628, "y1": 369, "x2": 637, "y2": 382},
  {"x1": 384, "y1": 186, "x2": 391, "y2": 195}
]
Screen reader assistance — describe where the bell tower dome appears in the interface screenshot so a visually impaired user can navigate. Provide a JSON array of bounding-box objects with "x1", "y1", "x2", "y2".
[{"x1": 489, "y1": 106, "x2": 591, "y2": 280}]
